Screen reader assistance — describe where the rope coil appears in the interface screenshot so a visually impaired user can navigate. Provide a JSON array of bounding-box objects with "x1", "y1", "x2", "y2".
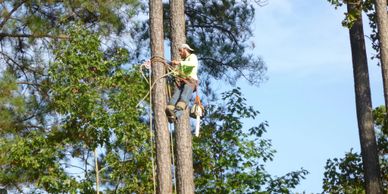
[{"x1": 136, "y1": 56, "x2": 174, "y2": 108}]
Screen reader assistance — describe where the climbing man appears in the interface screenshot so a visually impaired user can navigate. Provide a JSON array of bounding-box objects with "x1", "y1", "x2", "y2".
[{"x1": 166, "y1": 43, "x2": 199, "y2": 123}]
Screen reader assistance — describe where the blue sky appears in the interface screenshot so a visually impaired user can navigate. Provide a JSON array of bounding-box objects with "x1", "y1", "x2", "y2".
[{"x1": 236, "y1": 0, "x2": 383, "y2": 193}]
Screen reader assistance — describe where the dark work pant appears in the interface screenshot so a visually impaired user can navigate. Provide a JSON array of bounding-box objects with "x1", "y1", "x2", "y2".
[{"x1": 169, "y1": 84, "x2": 193, "y2": 105}]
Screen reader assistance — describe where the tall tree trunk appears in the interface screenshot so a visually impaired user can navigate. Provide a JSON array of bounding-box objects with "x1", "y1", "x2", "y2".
[
  {"x1": 374, "y1": 0, "x2": 388, "y2": 110},
  {"x1": 347, "y1": 2, "x2": 383, "y2": 193},
  {"x1": 170, "y1": 0, "x2": 195, "y2": 193},
  {"x1": 150, "y1": 0, "x2": 173, "y2": 193}
]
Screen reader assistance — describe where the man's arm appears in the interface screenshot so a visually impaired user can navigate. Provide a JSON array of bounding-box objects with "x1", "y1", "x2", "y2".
[{"x1": 173, "y1": 54, "x2": 198, "y2": 68}]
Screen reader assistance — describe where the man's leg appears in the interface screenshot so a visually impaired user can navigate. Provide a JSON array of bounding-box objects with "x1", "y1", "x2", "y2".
[
  {"x1": 176, "y1": 84, "x2": 193, "y2": 111},
  {"x1": 169, "y1": 85, "x2": 182, "y2": 106},
  {"x1": 166, "y1": 85, "x2": 182, "y2": 123}
]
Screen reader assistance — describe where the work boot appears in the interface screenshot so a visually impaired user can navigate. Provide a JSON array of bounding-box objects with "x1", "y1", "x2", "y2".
[
  {"x1": 176, "y1": 101, "x2": 187, "y2": 111},
  {"x1": 165, "y1": 105, "x2": 176, "y2": 123}
]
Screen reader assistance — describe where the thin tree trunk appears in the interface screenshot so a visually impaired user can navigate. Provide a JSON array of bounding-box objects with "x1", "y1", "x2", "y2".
[
  {"x1": 150, "y1": 0, "x2": 173, "y2": 193},
  {"x1": 94, "y1": 149, "x2": 99, "y2": 194},
  {"x1": 170, "y1": 0, "x2": 195, "y2": 193},
  {"x1": 374, "y1": 0, "x2": 388, "y2": 110},
  {"x1": 347, "y1": 2, "x2": 383, "y2": 193}
]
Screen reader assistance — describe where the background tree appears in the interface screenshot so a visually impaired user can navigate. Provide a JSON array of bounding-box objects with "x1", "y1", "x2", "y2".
[
  {"x1": 373, "y1": 0, "x2": 388, "y2": 110},
  {"x1": 49, "y1": 26, "x2": 153, "y2": 193},
  {"x1": 332, "y1": 0, "x2": 388, "y2": 118},
  {"x1": 328, "y1": 0, "x2": 383, "y2": 192},
  {"x1": 0, "y1": 1, "x2": 150, "y2": 192},
  {"x1": 0, "y1": 1, "x2": 142, "y2": 139},
  {"x1": 1, "y1": 0, "x2": 141, "y2": 85},
  {"x1": 359, "y1": 0, "x2": 388, "y2": 110},
  {"x1": 327, "y1": 0, "x2": 388, "y2": 105},
  {"x1": 347, "y1": 1, "x2": 382, "y2": 192},
  {"x1": 0, "y1": 26, "x2": 152, "y2": 193}
]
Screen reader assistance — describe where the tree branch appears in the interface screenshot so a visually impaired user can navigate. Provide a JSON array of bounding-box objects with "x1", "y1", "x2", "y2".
[
  {"x1": 60, "y1": 162, "x2": 86, "y2": 172},
  {"x1": 199, "y1": 56, "x2": 238, "y2": 82},
  {"x1": 0, "y1": 0, "x2": 28, "y2": 29},
  {"x1": 0, "y1": 50, "x2": 30, "y2": 81},
  {"x1": 0, "y1": 33, "x2": 69, "y2": 39},
  {"x1": 12, "y1": 182, "x2": 23, "y2": 193},
  {"x1": 187, "y1": 24, "x2": 239, "y2": 46},
  {"x1": 16, "y1": 81, "x2": 40, "y2": 86},
  {"x1": 185, "y1": 9, "x2": 241, "y2": 46},
  {"x1": 199, "y1": 56, "x2": 254, "y2": 84}
]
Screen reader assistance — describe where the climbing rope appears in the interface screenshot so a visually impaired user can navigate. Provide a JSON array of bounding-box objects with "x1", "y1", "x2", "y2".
[
  {"x1": 136, "y1": 56, "x2": 175, "y2": 108},
  {"x1": 148, "y1": 64, "x2": 157, "y2": 194},
  {"x1": 167, "y1": 83, "x2": 177, "y2": 194}
]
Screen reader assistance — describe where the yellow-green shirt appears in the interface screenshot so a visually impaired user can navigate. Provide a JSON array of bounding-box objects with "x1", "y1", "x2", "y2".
[{"x1": 179, "y1": 54, "x2": 198, "y2": 80}]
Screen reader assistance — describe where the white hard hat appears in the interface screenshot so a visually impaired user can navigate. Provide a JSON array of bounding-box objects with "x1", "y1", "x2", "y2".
[{"x1": 180, "y1": 43, "x2": 194, "y2": 52}]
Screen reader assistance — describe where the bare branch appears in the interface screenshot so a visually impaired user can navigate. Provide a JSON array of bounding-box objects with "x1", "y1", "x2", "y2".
[
  {"x1": 188, "y1": 24, "x2": 239, "y2": 46},
  {"x1": 16, "y1": 81, "x2": 38, "y2": 85},
  {"x1": 12, "y1": 182, "x2": 23, "y2": 193},
  {"x1": 199, "y1": 56, "x2": 236, "y2": 81},
  {"x1": 0, "y1": 0, "x2": 28, "y2": 29},
  {"x1": 0, "y1": 33, "x2": 69, "y2": 40},
  {"x1": 0, "y1": 50, "x2": 30, "y2": 81},
  {"x1": 199, "y1": 56, "x2": 254, "y2": 84}
]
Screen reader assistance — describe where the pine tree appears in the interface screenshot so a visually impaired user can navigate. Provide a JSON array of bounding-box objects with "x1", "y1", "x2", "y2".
[{"x1": 149, "y1": 0, "x2": 173, "y2": 193}]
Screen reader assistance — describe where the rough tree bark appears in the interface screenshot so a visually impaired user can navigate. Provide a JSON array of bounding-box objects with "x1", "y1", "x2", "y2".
[
  {"x1": 374, "y1": 0, "x2": 388, "y2": 110},
  {"x1": 347, "y1": 1, "x2": 383, "y2": 193},
  {"x1": 150, "y1": 0, "x2": 173, "y2": 193},
  {"x1": 170, "y1": 0, "x2": 195, "y2": 193}
]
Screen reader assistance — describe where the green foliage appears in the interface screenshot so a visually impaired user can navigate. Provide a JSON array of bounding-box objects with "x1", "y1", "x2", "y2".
[
  {"x1": 322, "y1": 150, "x2": 365, "y2": 193},
  {"x1": 193, "y1": 87, "x2": 308, "y2": 193},
  {"x1": 49, "y1": 26, "x2": 153, "y2": 192},
  {"x1": 1, "y1": 25, "x2": 152, "y2": 192},
  {"x1": 1, "y1": 0, "x2": 141, "y2": 36},
  {"x1": 0, "y1": 0, "x2": 142, "y2": 100},
  {"x1": 3, "y1": 0, "x2": 149, "y2": 192},
  {"x1": 327, "y1": 0, "x2": 344, "y2": 8},
  {"x1": 327, "y1": 0, "x2": 363, "y2": 28},
  {"x1": 0, "y1": 131, "x2": 78, "y2": 193},
  {"x1": 0, "y1": 71, "x2": 25, "y2": 133},
  {"x1": 322, "y1": 105, "x2": 388, "y2": 193},
  {"x1": 49, "y1": 25, "x2": 129, "y2": 148},
  {"x1": 362, "y1": 0, "x2": 388, "y2": 62},
  {"x1": 373, "y1": 106, "x2": 388, "y2": 155}
]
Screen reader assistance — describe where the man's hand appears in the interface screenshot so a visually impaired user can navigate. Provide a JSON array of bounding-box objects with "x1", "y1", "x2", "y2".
[{"x1": 171, "y1": 60, "x2": 180, "y2": 66}]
